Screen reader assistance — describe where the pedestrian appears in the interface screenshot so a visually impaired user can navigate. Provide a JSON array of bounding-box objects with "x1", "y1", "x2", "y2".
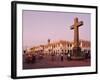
[
  {"x1": 61, "y1": 54, "x2": 63, "y2": 61},
  {"x1": 67, "y1": 53, "x2": 71, "y2": 60},
  {"x1": 32, "y1": 54, "x2": 36, "y2": 63},
  {"x1": 51, "y1": 54, "x2": 54, "y2": 61}
]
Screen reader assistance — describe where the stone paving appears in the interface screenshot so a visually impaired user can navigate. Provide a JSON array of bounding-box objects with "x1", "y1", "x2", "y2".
[{"x1": 23, "y1": 54, "x2": 90, "y2": 69}]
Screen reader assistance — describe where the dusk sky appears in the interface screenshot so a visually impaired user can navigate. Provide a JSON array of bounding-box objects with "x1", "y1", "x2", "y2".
[{"x1": 22, "y1": 10, "x2": 91, "y2": 49}]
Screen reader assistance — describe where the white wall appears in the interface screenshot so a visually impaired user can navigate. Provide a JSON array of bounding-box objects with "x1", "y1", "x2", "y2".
[{"x1": 0, "y1": 0, "x2": 99, "y2": 80}]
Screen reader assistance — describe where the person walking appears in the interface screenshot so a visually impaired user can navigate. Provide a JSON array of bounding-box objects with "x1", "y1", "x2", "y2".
[{"x1": 61, "y1": 53, "x2": 63, "y2": 61}]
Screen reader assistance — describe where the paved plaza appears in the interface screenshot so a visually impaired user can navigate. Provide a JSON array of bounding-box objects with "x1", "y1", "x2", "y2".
[{"x1": 23, "y1": 54, "x2": 90, "y2": 69}]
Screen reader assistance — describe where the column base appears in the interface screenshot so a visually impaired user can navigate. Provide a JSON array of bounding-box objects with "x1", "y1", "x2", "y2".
[{"x1": 71, "y1": 47, "x2": 84, "y2": 60}]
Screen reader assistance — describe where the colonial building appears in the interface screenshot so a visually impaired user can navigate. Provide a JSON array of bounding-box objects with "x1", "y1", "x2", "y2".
[
  {"x1": 79, "y1": 40, "x2": 91, "y2": 53},
  {"x1": 26, "y1": 39, "x2": 90, "y2": 55}
]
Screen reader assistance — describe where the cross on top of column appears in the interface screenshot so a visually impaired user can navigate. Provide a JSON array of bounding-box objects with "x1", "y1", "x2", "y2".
[
  {"x1": 71, "y1": 17, "x2": 83, "y2": 30},
  {"x1": 70, "y1": 17, "x2": 83, "y2": 48}
]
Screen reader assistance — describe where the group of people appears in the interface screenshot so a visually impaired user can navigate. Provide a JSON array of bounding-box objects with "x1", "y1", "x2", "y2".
[
  {"x1": 50, "y1": 53, "x2": 69, "y2": 61},
  {"x1": 23, "y1": 53, "x2": 36, "y2": 63},
  {"x1": 23, "y1": 51, "x2": 71, "y2": 64},
  {"x1": 23, "y1": 50, "x2": 90, "y2": 64}
]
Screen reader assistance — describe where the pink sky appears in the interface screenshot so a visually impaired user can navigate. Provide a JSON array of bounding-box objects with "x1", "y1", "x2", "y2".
[{"x1": 22, "y1": 10, "x2": 91, "y2": 49}]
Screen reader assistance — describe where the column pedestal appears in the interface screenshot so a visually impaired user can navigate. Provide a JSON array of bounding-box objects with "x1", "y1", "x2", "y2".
[{"x1": 71, "y1": 47, "x2": 84, "y2": 60}]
